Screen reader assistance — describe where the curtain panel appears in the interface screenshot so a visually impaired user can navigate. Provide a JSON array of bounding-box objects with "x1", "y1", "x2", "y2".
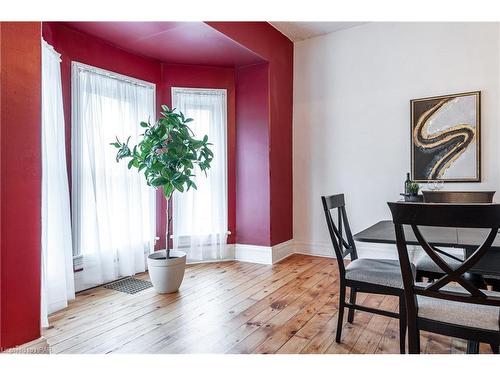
[
  {"x1": 41, "y1": 40, "x2": 75, "y2": 326},
  {"x1": 71, "y1": 62, "x2": 156, "y2": 289},
  {"x1": 172, "y1": 88, "x2": 229, "y2": 262}
]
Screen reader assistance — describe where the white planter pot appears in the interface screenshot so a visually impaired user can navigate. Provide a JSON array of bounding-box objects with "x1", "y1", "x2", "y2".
[{"x1": 147, "y1": 250, "x2": 187, "y2": 294}]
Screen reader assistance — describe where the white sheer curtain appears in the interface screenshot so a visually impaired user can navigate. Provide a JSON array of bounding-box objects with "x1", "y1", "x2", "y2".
[
  {"x1": 41, "y1": 40, "x2": 75, "y2": 327},
  {"x1": 172, "y1": 88, "x2": 228, "y2": 262},
  {"x1": 72, "y1": 62, "x2": 156, "y2": 289}
]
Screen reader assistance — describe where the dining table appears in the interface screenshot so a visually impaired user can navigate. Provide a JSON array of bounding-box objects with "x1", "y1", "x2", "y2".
[
  {"x1": 354, "y1": 219, "x2": 500, "y2": 353},
  {"x1": 354, "y1": 220, "x2": 500, "y2": 277}
]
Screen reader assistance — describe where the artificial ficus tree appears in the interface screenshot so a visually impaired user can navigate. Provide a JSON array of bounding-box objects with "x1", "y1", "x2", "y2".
[{"x1": 112, "y1": 105, "x2": 213, "y2": 258}]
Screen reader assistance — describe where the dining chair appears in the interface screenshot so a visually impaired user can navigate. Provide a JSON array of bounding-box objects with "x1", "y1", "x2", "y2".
[
  {"x1": 388, "y1": 202, "x2": 500, "y2": 354},
  {"x1": 416, "y1": 191, "x2": 493, "y2": 287},
  {"x1": 322, "y1": 194, "x2": 410, "y2": 354}
]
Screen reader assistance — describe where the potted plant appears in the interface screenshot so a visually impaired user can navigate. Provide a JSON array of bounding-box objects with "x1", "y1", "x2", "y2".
[
  {"x1": 111, "y1": 105, "x2": 213, "y2": 293},
  {"x1": 405, "y1": 181, "x2": 421, "y2": 202}
]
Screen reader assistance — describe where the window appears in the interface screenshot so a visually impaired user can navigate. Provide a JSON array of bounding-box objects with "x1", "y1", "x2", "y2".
[
  {"x1": 72, "y1": 62, "x2": 156, "y2": 288},
  {"x1": 172, "y1": 88, "x2": 229, "y2": 261}
]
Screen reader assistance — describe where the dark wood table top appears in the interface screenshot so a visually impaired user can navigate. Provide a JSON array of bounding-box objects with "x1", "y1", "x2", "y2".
[{"x1": 354, "y1": 220, "x2": 500, "y2": 276}]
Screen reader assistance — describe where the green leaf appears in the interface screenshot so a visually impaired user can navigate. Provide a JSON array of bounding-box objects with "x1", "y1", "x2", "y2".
[
  {"x1": 172, "y1": 180, "x2": 184, "y2": 192},
  {"x1": 111, "y1": 104, "x2": 213, "y2": 199},
  {"x1": 151, "y1": 177, "x2": 169, "y2": 187},
  {"x1": 163, "y1": 184, "x2": 174, "y2": 198}
]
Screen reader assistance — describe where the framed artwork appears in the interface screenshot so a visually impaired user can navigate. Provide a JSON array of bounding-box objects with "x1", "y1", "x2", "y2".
[{"x1": 410, "y1": 91, "x2": 481, "y2": 182}]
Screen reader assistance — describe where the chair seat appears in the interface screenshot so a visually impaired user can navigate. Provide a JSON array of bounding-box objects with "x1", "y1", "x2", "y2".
[
  {"x1": 415, "y1": 251, "x2": 463, "y2": 274},
  {"x1": 416, "y1": 284, "x2": 500, "y2": 331},
  {"x1": 345, "y1": 258, "x2": 410, "y2": 289}
]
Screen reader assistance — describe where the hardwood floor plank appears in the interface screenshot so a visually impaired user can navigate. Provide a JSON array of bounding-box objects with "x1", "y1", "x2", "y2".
[
  {"x1": 73, "y1": 255, "x2": 319, "y2": 354},
  {"x1": 50, "y1": 261, "x2": 264, "y2": 351},
  {"x1": 44, "y1": 254, "x2": 491, "y2": 354},
  {"x1": 322, "y1": 293, "x2": 386, "y2": 354},
  {"x1": 47, "y1": 262, "x2": 229, "y2": 323},
  {"x1": 55, "y1": 261, "x2": 279, "y2": 353},
  {"x1": 349, "y1": 295, "x2": 398, "y2": 354},
  {"x1": 227, "y1": 269, "x2": 337, "y2": 353},
  {"x1": 276, "y1": 299, "x2": 338, "y2": 354},
  {"x1": 121, "y1": 257, "x2": 328, "y2": 353},
  {"x1": 374, "y1": 299, "x2": 401, "y2": 354},
  {"x1": 252, "y1": 279, "x2": 338, "y2": 353},
  {"x1": 46, "y1": 260, "x2": 249, "y2": 338},
  {"x1": 158, "y1": 259, "x2": 332, "y2": 354}
]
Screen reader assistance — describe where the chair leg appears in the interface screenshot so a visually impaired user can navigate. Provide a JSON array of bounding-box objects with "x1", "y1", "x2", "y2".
[
  {"x1": 490, "y1": 344, "x2": 499, "y2": 354},
  {"x1": 466, "y1": 341, "x2": 480, "y2": 354},
  {"x1": 347, "y1": 287, "x2": 357, "y2": 323},
  {"x1": 336, "y1": 284, "x2": 346, "y2": 343},
  {"x1": 411, "y1": 329, "x2": 421, "y2": 354},
  {"x1": 407, "y1": 321, "x2": 420, "y2": 354},
  {"x1": 398, "y1": 296, "x2": 406, "y2": 354}
]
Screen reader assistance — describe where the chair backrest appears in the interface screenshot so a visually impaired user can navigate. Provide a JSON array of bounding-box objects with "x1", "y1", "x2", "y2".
[
  {"x1": 388, "y1": 202, "x2": 500, "y2": 310},
  {"x1": 321, "y1": 194, "x2": 358, "y2": 276}
]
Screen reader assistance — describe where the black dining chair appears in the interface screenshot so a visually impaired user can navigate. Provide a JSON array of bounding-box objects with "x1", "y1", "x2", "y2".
[
  {"x1": 415, "y1": 191, "x2": 486, "y2": 285},
  {"x1": 388, "y1": 202, "x2": 500, "y2": 354},
  {"x1": 322, "y1": 194, "x2": 409, "y2": 354}
]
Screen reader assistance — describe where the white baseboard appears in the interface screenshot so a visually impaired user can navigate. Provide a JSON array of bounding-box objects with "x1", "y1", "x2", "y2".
[
  {"x1": 3, "y1": 336, "x2": 49, "y2": 354},
  {"x1": 271, "y1": 239, "x2": 296, "y2": 263},
  {"x1": 234, "y1": 239, "x2": 295, "y2": 265},
  {"x1": 235, "y1": 239, "x2": 397, "y2": 265},
  {"x1": 293, "y1": 240, "x2": 335, "y2": 258},
  {"x1": 293, "y1": 239, "x2": 461, "y2": 264},
  {"x1": 235, "y1": 243, "x2": 272, "y2": 264},
  {"x1": 293, "y1": 239, "x2": 402, "y2": 260}
]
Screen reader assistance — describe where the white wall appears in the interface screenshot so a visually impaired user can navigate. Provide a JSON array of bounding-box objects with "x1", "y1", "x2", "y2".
[{"x1": 293, "y1": 22, "x2": 500, "y2": 257}]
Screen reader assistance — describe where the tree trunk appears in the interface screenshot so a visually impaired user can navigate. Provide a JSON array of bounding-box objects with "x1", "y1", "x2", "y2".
[{"x1": 166, "y1": 197, "x2": 172, "y2": 258}]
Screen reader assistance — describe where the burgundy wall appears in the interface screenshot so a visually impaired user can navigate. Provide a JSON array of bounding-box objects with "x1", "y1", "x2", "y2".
[
  {"x1": 235, "y1": 63, "x2": 271, "y2": 246},
  {"x1": 0, "y1": 22, "x2": 42, "y2": 349},
  {"x1": 0, "y1": 21, "x2": 293, "y2": 350},
  {"x1": 207, "y1": 22, "x2": 294, "y2": 246},
  {"x1": 41, "y1": 23, "x2": 238, "y2": 249},
  {"x1": 156, "y1": 63, "x2": 237, "y2": 248},
  {"x1": 42, "y1": 21, "x2": 292, "y2": 250}
]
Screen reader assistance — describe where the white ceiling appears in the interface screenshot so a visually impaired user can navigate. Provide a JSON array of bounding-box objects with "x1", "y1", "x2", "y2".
[{"x1": 270, "y1": 22, "x2": 367, "y2": 42}]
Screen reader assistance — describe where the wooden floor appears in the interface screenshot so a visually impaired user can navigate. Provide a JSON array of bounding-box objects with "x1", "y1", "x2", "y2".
[{"x1": 44, "y1": 254, "x2": 494, "y2": 354}]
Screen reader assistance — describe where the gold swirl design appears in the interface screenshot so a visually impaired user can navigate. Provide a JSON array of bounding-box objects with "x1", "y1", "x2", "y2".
[{"x1": 413, "y1": 98, "x2": 475, "y2": 179}]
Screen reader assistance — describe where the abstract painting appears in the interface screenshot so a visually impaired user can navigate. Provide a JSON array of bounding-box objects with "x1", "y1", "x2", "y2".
[{"x1": 411, "y1": 91, "x2": 480, "y2": 182}]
